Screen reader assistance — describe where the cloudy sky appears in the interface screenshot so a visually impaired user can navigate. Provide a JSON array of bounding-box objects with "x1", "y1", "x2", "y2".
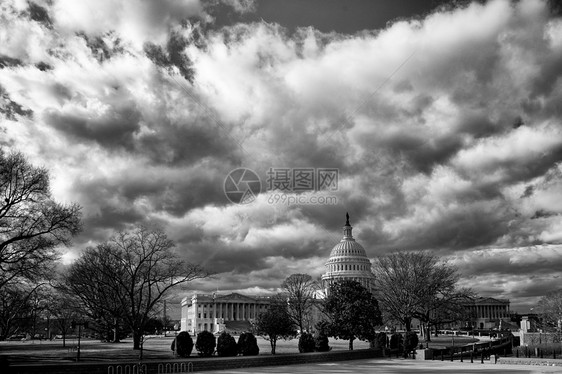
[{"x1": 1, "y1": 0, "x2": 562, "y2": 312}]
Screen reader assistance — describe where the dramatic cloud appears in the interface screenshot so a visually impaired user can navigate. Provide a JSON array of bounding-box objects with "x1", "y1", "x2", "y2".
[{"x1": 1, "y1": 0, "x2": 561, "y2": 310}]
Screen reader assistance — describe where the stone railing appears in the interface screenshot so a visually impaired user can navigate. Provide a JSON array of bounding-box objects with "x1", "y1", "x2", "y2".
[{"x1": 520, "y1": 331, "x2": 561, "y2": 346}]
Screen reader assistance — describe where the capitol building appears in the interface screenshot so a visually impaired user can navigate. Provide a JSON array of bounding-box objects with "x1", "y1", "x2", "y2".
[
  {"x1": 179, "y1": 213, "x2": 510, "y2": 334},
  {"x1": 180, "y1": 213, "x2": 370, "y2": 334},
  {"x1": 321, "y1": 213, "x2": 375, "y2": 292}
]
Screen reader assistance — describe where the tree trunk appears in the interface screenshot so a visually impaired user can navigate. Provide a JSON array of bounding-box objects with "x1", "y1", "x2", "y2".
[
  {"x1": 349, "y1": 337, "x2": 354, "y2": 350},
  {"x1": 424, "y1": 324, "x2": 432, "y2": 342},
  {"x1": 434, "y1": 324, "x2": 439, "y2": 337},
  {"x1": 404, "y1": 317, "x2": 412, "y2": 332},
  {"x1": 113, "y1": 318, "x2": 119, "y2": 343},
  {"x1": 133, "y1": 330, "x2": 142, "y2": 350},
  {"x1": 270, "y1": 337, "x2": 277, "y2": 354},
  {"x1": 62, "y1": 332, "x2": 66, "y2": 348}
]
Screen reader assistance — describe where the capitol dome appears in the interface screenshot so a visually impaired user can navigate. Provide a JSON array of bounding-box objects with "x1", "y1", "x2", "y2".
[{"x1": 321, "y1": 213, "x2": 375, "y2": 292}]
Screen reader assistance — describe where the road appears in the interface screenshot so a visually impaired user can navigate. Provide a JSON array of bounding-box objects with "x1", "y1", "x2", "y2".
[{"x1": 201, "y1": 358, "x2": 562, "y2": 374}]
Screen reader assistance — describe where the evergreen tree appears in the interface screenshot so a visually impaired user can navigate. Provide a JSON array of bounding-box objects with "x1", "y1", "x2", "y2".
[
  {"x1": 195, "y1": 330, "x2": 216, "y2": 357},
  {"x1": 324, "y1": 280, "x2": 382, "y2": 350},
  {"x1": 254, "y1": 297, "x2": 297, "y2": 354}
]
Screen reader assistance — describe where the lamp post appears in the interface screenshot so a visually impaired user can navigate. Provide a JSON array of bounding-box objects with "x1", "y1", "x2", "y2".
[
  {"x1": 71, "y1": 320, "x2": 88, "y2": 362},
  {"x1": 213, "y1": 292, "x2": 216, "y2": 334}
]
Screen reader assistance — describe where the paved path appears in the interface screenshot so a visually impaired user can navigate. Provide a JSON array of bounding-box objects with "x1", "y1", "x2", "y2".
[{"x1": 202, "y1": 358, "x2": 562, "y2": 374}]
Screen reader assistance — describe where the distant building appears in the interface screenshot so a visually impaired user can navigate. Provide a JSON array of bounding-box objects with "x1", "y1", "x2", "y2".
[
  {"x1": 180, "y1": 293, "x2": 271, "y2": 334},
  {"x1": 321, "y1": 213, "x2": 375, "y2": 292},
  {"x1": 465, "y1": 297, "x2": 511, "y2": 330}
]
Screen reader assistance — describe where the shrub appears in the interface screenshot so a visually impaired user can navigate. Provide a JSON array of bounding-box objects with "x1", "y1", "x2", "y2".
[
  {"x1": 237, "y1": 332, "x2": 259, "y2": 356},
  {"x1": 171, "y1": 331, "x2": 193, "y2": 357},
  {"x1": 404, "y1": 331, "x2": 419, "y2": 352},
  {"x1": 389, "y1": 333, "x2": 403, "y2": 350},
  {"x1": 314, "y1": 329, "x2": 330, "y2": 352},
  {"x1": 298, "y1": 332, "x2": 315, "y2": 353},
  {"x1": 216, "y1": 331, "x2": 238, "y2": 357},
  {"x1": 195, "y1": 330, "x2": 216, "y2": 357}
]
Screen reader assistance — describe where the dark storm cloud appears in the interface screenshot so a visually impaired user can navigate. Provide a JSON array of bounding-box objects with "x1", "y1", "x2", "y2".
[
  {"x1": 454, "y1": 247, "x2": 562, "y2": 277},
  {"x1": 137, "y1": 120, "x2": 242, "y2": 167},
  {"x1": 45, "y1": 106, "x2": 141, "y2": 150}
]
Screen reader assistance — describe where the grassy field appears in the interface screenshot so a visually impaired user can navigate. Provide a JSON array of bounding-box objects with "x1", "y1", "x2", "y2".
[
  {"x1": 0, "y1": 335, "x2": 369, "y2": 364},
  {"x1": 0, "y1": 334, "x2": 479, "y2": 365}
]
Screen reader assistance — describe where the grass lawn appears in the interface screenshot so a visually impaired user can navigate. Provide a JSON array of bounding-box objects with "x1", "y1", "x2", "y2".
[
  {"x1": 0, "y1": 335, "x2": 370, "y2": 364},
  {"x1": 0, "y1": 333, "x2": 479, "y2": 365}
]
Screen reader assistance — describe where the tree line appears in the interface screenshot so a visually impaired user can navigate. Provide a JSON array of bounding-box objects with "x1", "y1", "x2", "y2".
[
  {"x1": 253, "y1": 256, "x2": 470, "y2": 354},
  {"x1": 0, "y1": 150, "x2": 209, "y2": 348}
]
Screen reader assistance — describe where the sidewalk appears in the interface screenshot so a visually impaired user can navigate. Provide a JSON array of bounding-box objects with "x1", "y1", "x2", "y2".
[{"x1": 200, "y1": 358, "x2": 562, "y2": 374}]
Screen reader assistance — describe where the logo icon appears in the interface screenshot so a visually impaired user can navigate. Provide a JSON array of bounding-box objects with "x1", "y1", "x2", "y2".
[{"x1": 224, "y1": 168, "x2": 261, "y2": 204}]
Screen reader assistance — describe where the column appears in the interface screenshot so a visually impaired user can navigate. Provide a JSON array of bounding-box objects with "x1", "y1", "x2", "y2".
[
  {"x1": 242, "y1": 304, "x2": 246, "y2": 320},
  {"x1": 193, "y1": 301, "x2": 198, "y2": 333}
]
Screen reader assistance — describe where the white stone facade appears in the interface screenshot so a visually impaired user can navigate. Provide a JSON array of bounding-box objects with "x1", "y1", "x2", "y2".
[
  {"x1": 321, "y1": 214, "x2": 375, "y2": 292},
  {"x1": 180, "y1": 293, "x2": 271, "y2": 334}
]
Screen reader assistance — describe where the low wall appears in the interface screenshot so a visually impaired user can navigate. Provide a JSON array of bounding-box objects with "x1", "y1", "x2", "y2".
[
  {"x1": 520, "y1": 331, "x2": 561, "y2": 346},
  {"x1": 496, "y1": 357, "x2": 562, "y2": 367},
  {"x1": 9, "y1": 348, "x2": 382, "y2": 374},
  {"x1": 428, "y1": 335, "x2": 512, "y2": 361}
]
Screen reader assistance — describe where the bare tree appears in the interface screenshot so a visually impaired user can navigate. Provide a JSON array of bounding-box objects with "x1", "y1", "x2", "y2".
[
  {"x1": 45, "y1": 289, "x2": 82, "y2": 346},
  {"x1": 373, "y1": 252, "x2": 427, "y2": 331},
  {"x1": 538, "y1": 289, "x2": 562, "y2": 333},
  {"x1": 64, "y1": 226, "x2": 210, "y2": 350},
  {"x1": 0, "y1": 282, "x2": 41, "y2": 340},
  {"x1": 60, "y1": 244, "x2": 126, "y2": 343},
  {"x1": 281, "y1": 273, "x2": 317, "y2": 333},
  {"x1": 373, "y1": 251, "x2": 470, "y2": 335},
  {"x1": 0, "y1": 150, "x2": 81, "y2": 290}
]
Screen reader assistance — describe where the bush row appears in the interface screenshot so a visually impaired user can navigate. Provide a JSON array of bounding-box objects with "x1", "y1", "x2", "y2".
[
  {"x1": 171, "y1": 331, "x2": 258, "y2": 357},
  {"x1": 371, "y1": 331, "x2": 419, "y2": 352},
  {"x1": 171, "y1": 330, "x2": 332, "y2": 357}
]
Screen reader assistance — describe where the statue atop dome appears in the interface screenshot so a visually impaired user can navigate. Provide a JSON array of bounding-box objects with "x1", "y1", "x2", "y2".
[{"x1": 345, "y1": 212, "x2": 350, "y2": 226}]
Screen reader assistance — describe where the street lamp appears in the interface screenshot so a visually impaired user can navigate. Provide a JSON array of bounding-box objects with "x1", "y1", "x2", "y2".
[
  {"x1": 213, "y1": 292, "x2": 216, "y2": 334},
  {"x1": 71, "y1": 320, "x2": 89, "y2": 362}
]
